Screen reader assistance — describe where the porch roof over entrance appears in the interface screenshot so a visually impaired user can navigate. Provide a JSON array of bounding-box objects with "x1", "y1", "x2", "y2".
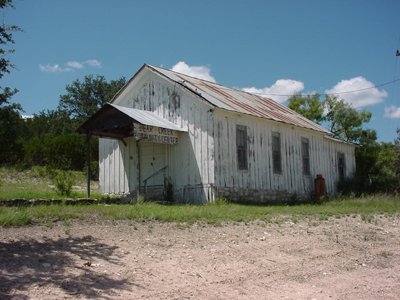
[
  {"x1": 109, "y1": 104, "x2": 187, "y2": 132},
  {"x1": 77, "y1": 103, "x2": 187, "y2": 139}
]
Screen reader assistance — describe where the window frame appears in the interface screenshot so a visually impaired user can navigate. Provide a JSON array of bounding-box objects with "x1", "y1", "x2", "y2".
[
  {"x1": 272, "y1": 132, "x2": 282, "y2": 174},
  {"x1": 301, "y1": 137, "x2": 310, "y2": 176},
  {"x1": 236, "y1": 125, "x2": 248, "y2": 171},
  {"x1": 338, "y1": 152, "x2": 346, "y2": 181}
]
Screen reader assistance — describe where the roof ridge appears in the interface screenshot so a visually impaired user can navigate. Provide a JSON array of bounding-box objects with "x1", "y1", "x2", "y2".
[{"x1": 147, "y1": 63, "x2": 229, "y2": 87}]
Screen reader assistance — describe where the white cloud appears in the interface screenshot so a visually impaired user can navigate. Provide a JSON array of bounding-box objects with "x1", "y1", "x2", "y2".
[
  {"x1": 384, "y1": 105, "x2": 400, "y2": 118},
  {"x1": 39, "y1": 59, "x2": 102, "y2": 73},
  {"x1": 66, "y1": 60, "x2": 84, "y2": 69},
  {"x1": 242, "y1": 79, "x2": 305, "y2": 103},
  {"x1": 84, "y1": 59, "x2": 102, "y2": 68},
  {"x1": 171, "y1": 61, "x2": 216, "y2": 82},
  {"x1": 326, "y1": 76, "x2": 387, "y2": 108},
  {"x1": 39, "y1": 64, "x2": 72, "y2": 73}
]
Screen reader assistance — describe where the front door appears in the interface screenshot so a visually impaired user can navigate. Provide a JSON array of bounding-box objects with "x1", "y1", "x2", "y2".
[{"x1": 139, "y1": 141, "x2": 167, "y2": 187}]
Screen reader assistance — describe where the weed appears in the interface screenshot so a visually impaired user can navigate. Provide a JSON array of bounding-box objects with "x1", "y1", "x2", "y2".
[
  {"x1": 136, "y1": 195, "x2": 145, "y2": 204},
  {"x1": 64, "y1": 227, "x2": 71, "y2": 235},
  {"x1": 380, "y1": 251, "x2": 393, "y2": 258},
  {"x1": 44, "y1": 220, "x2": 54, "y2": 229},
  {"x1": 176, "y1": 223, "x2": 190, "y2": 230},
  {"x1": 319, "y1": 214, "x2": 329, "y2": 221},
  {"x1": 31, "y1": 166, "x2": 49, "y2": 178},
  {"x1": 212, "y1": 198, "x2": 229, "y2": 205},
  {"x1": 361, "y1": 214, "x2": 374, "y2": 223},
  {"x1": 62, "y1": 220, "x2": 72, "y2": 226}
]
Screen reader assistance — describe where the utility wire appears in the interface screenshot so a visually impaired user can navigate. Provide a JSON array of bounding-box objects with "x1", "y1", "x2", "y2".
[{"x1": 249, "y1": 77, "x2": 400, "y2": 97}]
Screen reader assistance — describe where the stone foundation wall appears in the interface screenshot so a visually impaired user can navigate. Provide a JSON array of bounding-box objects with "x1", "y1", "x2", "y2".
[
  {"x1": 138, "y1": 185, "x2": 310, "y2": 204},
  {"x1": 213, "y1": 186, "x2": 308, "y2": 204}
]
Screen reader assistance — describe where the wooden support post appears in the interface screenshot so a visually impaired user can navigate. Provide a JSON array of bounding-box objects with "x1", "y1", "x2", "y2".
[
  {"x1": 86, "y1": 133, "x2": 91, "y2": 198},
  {"x1": 136, "y1": 140, "x2": 141, "y2": 200}
]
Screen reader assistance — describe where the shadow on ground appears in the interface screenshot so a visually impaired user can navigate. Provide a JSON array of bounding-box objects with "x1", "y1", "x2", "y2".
[{"x1": 0, "y1": 235, "x2": 130, "y2": 299}]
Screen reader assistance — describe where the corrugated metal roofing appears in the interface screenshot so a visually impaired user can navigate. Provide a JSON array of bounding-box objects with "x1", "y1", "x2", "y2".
[
  {"x1": 147, "y1": 64, "x2": 330, "y2": 134},
  {"x1": 109, "y1": 103, "x2": 187, "y2": 132}
]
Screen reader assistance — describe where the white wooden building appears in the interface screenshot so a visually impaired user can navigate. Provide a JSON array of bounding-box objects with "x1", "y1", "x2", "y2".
[{"x1": 79, "y1": 64, "x2": 356, "y2": 203}]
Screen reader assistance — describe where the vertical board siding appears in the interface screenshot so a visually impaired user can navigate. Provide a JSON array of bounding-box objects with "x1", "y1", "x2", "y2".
[
  {"x1": 99, "y1": 138, "x2": 136, "y2": 195},
  {"x1": 102, "y1": 69, "x2": 215, "y2": 201},
  {"x1": 213, "y1": 111, "x2": 356, "y2": 200}
]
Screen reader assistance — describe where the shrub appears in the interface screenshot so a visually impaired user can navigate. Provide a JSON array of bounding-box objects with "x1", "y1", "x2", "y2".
[{"x1": 52, "y1": 170, "x2": 75, "y2": 196}]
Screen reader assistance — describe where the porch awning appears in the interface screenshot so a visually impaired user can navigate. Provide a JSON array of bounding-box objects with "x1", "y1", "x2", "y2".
[{"x1": 77, "y1": 103, "x2": 187, "y2": 139}]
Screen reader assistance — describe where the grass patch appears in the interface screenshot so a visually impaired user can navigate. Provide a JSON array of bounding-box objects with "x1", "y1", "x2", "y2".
[
  {"x1": 0, "y1": 166, "x2": 100, "y2": 200},
  {"x1": 0, "y1": 167, "x2": 399, "y2": 226},
  {"x1": 0, "y1": 194, "x2": 398, "y2": 227},
  {"x1": 0, "y1": 207, "x2": 31, "y2": 226}
]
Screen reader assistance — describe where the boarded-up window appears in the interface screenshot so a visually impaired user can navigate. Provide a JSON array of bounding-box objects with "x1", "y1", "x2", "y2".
[
  {"x1": 272, "y1": 132, "x2": 282, "y2": 174},
  {"x1": 301, "y1": 137, "x2": 310, "y2": 175},
  {"x1": 338, "y1": 152, "x2": 346, "y2": 181},
  {"x1": 236, "y1": 125, "x2": 248, "y2": 170}
]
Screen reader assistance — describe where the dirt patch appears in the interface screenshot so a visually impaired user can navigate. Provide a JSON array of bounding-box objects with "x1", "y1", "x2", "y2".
[{"x1": 0, "y1": 216, "x2": 399, "y2": 299}]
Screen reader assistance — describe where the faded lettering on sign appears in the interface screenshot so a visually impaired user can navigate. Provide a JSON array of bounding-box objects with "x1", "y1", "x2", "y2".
[{"x1": 134, "y1": 124, "x2": 178, "y2": 144}]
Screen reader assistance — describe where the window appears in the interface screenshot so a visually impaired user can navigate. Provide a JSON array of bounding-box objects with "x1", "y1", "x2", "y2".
[
  {"x1": 301, "y1": 137, "x2": 310, "y2": 175},
  {"x1": 338, "y1": 152, "x2": 346, "y2": 181},
  {"x1": 236, "y1": 125, "x2": 248, "y2": 170},
  {"x1": 272, "y1": 132, "x2": 282, "y2": 174}
]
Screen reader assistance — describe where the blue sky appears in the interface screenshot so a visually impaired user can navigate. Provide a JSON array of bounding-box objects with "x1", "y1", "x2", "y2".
[{"x1": 3, "y1": 0, "x2": 400, "y2": 142}]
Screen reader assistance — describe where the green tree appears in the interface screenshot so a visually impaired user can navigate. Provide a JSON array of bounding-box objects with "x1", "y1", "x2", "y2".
[
  {"x1": 288, "y1": 93, "x2": 325, "y2": 124},
  {"x1": 0, "y1": 0, "x2": 24, "y2": 165},
  {"x1": 354, "y1": 142, "x2": 400, "y2": 193},
  {"x1": 58, "y1": 75, "x2": 126, "y2": 121},
  {"x1": 324, "y1": 95, "x2": 375, "y2": 144},
  {"x1": 288, "y1": 94, "x2": 376, "y2": 145},
  {"x1": 0, "y1": 0, "x2": 21, "y2": 106}
]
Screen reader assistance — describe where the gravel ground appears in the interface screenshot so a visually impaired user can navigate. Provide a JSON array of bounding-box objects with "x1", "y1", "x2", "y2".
[{"x1": 0, "y1": 215, "x2": 399, "y2": 299}]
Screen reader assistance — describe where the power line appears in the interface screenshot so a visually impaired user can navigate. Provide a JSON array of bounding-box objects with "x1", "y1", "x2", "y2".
[
  {"x1": 249, "y1": 77, "x2": 400, "y2": 98},
  {"x1": 327, "y1": 78, "x2": 400, "y2": 95}
]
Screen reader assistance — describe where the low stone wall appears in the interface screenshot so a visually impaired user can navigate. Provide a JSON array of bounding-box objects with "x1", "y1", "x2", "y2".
[{"x1": 0, "y1": 198, "x2": 132, "y2": 207}]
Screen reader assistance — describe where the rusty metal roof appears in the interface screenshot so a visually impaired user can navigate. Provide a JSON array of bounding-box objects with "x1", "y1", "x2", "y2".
[{"x1": 147, "y1": 64, "x2": 330, "y2": 134}]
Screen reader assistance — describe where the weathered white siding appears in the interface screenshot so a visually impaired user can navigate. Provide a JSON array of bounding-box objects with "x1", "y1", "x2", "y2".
[
  {"x1": 213, "y1": 110, "x2": 356, "y2": 201},
  {"x1": 100, "y1": 68, "x2": 215, "y2": 202},
  {"x1": 99, "y1": 137, "x2": 136, "y2": 194}
]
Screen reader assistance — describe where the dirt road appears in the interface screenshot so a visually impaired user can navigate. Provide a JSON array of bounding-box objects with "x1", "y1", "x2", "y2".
[{"x1": 0, "y1": 216, "x2": 399, "y2": 299}]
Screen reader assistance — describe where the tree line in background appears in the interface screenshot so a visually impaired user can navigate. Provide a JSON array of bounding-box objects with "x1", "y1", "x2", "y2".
[
  {"x1": 1, "y1": 0, "x2": 399, "y2": 194},
  {"x1": 1, "y1": 74, "x2": 126, "y2": 175}
]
